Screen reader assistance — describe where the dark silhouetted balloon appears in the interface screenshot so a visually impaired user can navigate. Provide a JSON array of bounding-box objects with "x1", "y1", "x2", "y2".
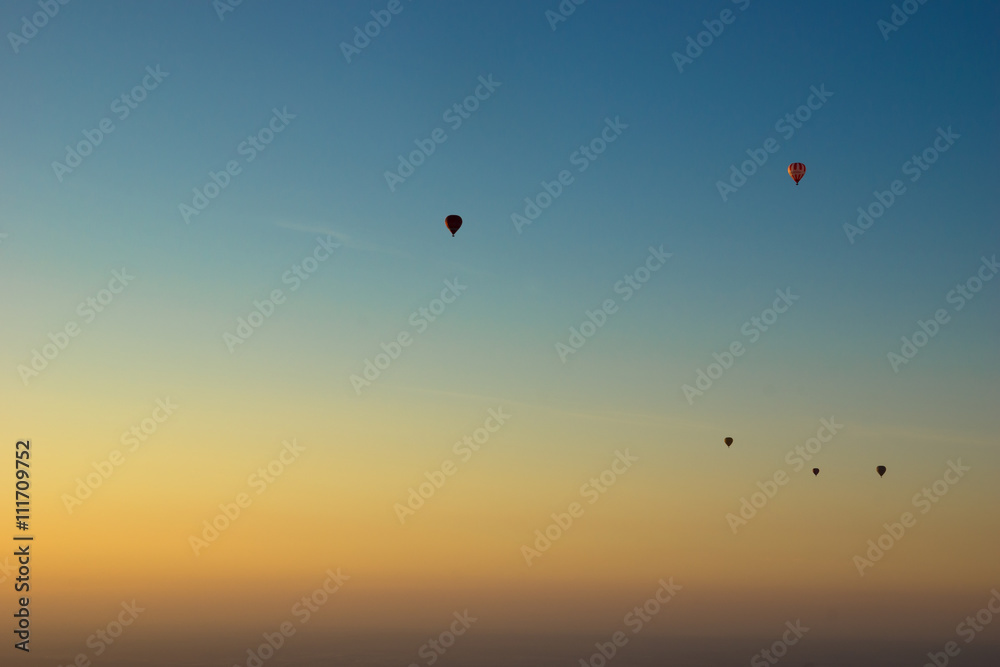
[
  {"x1": 876, "y1": 465, "x2": 886, "y2": 477},
  {"x1": 788, "y1": 162, "x2": 806, "y2": 185},
  {"x1": 724, "y1": 437, "x2": 733, "y2": 447},
  {"x1": 445, "y1": 214, "x2": 462, "y2": 237},
  {"x1": 812, "y1": 468, "x2": 819, "y2": 476}
]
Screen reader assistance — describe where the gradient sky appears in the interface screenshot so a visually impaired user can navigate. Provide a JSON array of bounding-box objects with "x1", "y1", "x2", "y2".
[{"x1": 1, "y1": 1, "x2": 998, "y2": 664}]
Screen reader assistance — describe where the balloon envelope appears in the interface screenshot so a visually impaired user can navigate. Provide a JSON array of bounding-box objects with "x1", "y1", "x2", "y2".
[
  {"x1": 788, "y1": 162, "x2": 806, "y2": 185},
  {"x1": 724, "y1": 437, "x2": 733, "y2": 447},
  {"x1": 812, "y1": 468, "x2": 819, "y2": 476},
  {"x1": 876, "y1": 465, "x2": 886, "y2": 477},
  {"x1": 445, "y1": 214, "x2": 462, "y2": 236}
]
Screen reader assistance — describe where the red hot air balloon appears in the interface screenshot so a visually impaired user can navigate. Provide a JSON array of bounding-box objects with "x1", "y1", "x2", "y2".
[
  {"x1": 445, "y1": 215, "x2": 462, "y2": 237},
  {"x1": 788, "y1": 162, "x2": 806, "y2": 185}
]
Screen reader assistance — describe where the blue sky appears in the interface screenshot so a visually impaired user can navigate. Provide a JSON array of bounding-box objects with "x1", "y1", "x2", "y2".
[{"x1": 5, "y1": 0, "x2": 994, "y2": 414}]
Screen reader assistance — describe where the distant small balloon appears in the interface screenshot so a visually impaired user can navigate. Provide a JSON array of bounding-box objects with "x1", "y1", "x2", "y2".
[
  {"x1": 445, "y1": 214, "x2": 462, "y2": 237},
  {"x1": 876, "y1": 465, "x2": 886, "y2": 477},
  {"x1": 812, "y1": 468, "x2": 819, "y2": 476},
  {"x1": 788, "y1": 162, "x2": 806, "y2": 185},
  {"x1": 724, "y1": 437, "x2": 733, "y2": 447}
]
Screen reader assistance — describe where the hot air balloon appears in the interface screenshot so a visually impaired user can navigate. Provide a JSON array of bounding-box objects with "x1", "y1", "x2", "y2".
[
  {"x1": 724, "y1": 437, "x2": 733, "y2": 447},
  {"x1": 445, "y1": 214, "x2": 462, "y2": 237},
  {"x1": 788, "y1": 162, "x2": 806, "y2": 185},
  {"x1": 812, "y1": 468, "x2": 819, "y2": 476},
  {"x1": 876, "y1": 465, "x2": 886, "y2": 477}
]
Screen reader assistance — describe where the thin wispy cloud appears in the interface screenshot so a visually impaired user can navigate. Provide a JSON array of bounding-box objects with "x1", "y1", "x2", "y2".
[
  {"x1": 276, "y1": 220, "x2": 410, "y2": 258},
  {"x1": 276, "y1": 220, "x2": 495, "y2": 278},
  {"x1": 392, "y1": 384, "x2": 710, "y2": 430}
]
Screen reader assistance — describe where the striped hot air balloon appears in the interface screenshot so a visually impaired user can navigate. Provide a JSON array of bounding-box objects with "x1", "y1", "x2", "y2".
[{"x1": 788, "y1": 162, "x2": 806, "y2": 185}]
